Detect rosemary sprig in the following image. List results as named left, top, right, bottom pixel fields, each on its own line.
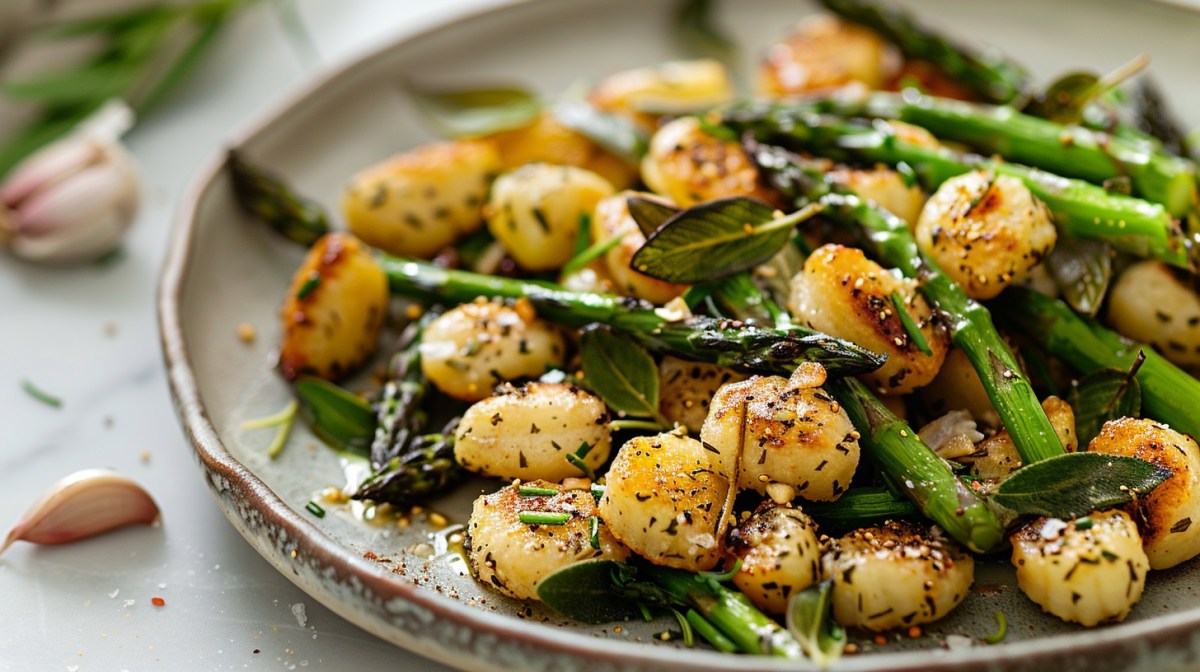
left=0, top=0, right=261, bottom=176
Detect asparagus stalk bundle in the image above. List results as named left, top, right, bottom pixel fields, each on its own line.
left=379, top=256, right=885, bottom=377
left=720, top=104, right=1192, bottom=270
left=809, top=90, right=1199, bottom=217
left=748, top=143, right=1065, bottom=465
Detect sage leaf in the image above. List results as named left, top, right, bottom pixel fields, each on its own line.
left=1044, top=236, right=1112, bottom=316
left=991, top=452, right=1170, bottom=520
left=536, top=559, right=643, bottom=624
left=630, top=197, right=823, bottom=284
left=554, top=101, right=648, bottom=162
left=785, top=580, right=845, bottom=669
left=294, top=378, right=375, bottom=456
left=626, top=196, right=678, bottom=236
left=1069, top=360, right=1143, bottom=447
left=407, top=84, right=540, bottom=138
left=1026, top=71, right=1100, bottom=124
left=579, top=327, right=662, bottom=421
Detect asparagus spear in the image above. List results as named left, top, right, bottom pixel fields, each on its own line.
left=802, top=487, right=918, bottom=534
left=748, top=143, right=1066, bottom=464
left=815, top=0, right=1030, bottom=104
left=1133, top=78, right=1196, bottom=160
left=379, top=256, right=885, bottom=376
left=720, top=105, right=1192, bottom=269
left=227, top=150, right=330, bottom=246
left=823, top=90, right=1198, bottom=216
left=995, top=288, right=1200, bottom=442
left=353, top=428, right=464, bottom=505
left=710, top=272, right=1005, bottom=552
left=370, top=312, right=436, bottom=468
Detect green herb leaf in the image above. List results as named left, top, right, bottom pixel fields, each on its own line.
left=1069, top=359, right=1143, bottom=447
left=984, top=610, right=1008, bottom=645
left=991, top=452, right=1170, bottom=520
left=785, top=580, right=845, bottom=669
left=675, top=0, right=736, bottom=62
left=305, top=500, right=326, bottom=518
left=554, top=100, right=648, bottom=161
left=407, top=84, right=540, bottom=138
left=579, top=327, right=662, bottom=420
left=626, top=196, right=678, bottom=236
left=294, top=378, right=376, bottom=456
left=536, top=559, right=643, bottom=624
left=1044, top=237, right=1112, bottom=317
left=890, top=291, right=933, bottom=356
left=631, top=197, right=823, bottom=284
left=562, top=230, right=627, bottom=277
left=21, top=379, right=63, bottom=408
left=1028, top=55, right=1148, bottom=124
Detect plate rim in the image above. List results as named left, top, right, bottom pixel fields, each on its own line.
left=157, top=0, right=1200, bottom=669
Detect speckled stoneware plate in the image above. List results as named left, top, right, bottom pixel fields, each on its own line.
left=159, top=0, right=1200, bottom=669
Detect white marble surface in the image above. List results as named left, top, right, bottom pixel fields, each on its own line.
left=0, top=2, right=500, bottom=670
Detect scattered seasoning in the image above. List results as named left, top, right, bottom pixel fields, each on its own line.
left=1075, top=517, right=1094, bottom=531
left=517, top=485, right=559, bottom=497
left=984, top=610, right=1008, bottom=644
left=237, top=322, right=257, bottom=343
left=590, top=483, right=606, bottom=500
left=151, top=596, right=166, bottom=607
left=518, top=511, right=570, bottom=525
left=873, top=634, right=888, bottom=646
left=296, top=271, right=320, bottom=300
left=907, top=625, right=922, bottom=639
left=305, top=501, right=326, bottom=518
left=21, top=379, right=62, bottom=408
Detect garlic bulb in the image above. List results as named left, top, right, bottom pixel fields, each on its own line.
left=0, top=100, right=140, bottom=263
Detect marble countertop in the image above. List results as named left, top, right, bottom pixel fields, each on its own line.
left=0, top=2, right=499, bottom=669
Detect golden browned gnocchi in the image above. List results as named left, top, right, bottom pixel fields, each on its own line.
left=640, top=116, right=781, bottom=208
left=341, top=139, right=500, bottom=258
left=454, top=382, right=611, bottom=482
left=278, top=232, right=388, bottom=381
left=485, top=163, right=615, bottom=271
left=488, top=113, right=638, bottom=189
left=915, top=171, right=1057, bottom=300
left=1011, top=511, right=1148, bottom=626
left=591, top=192, right=688, bottom=304
left=969, top=396, right=1077, bottom=481
left=826, top=165, right=927, bottom=226
left=419, top=298, right=566, bottom=401
left=700, top=363, right=860, bottom=502
left=465, top=481, right=629, bottom=601
left=588, top=59, right=733, bottom=131
left=598, top=432, right=733, bottom=572
left=788, top=243, right=949, bottom=395
left=728, top=505, right=822, bottom=615
left=1107, top=260, right=1200, bottom=370
left=823, top=520, right=974, bottom=632
left=1088, top=417, right=1200, bottom=569
left=758, top=16, right=892, bottom=96
left=658, top=356, right=746, bottom=433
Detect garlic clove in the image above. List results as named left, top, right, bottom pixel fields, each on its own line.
left=1, top=469, right=160, bottom=556
left=0, top=137, right=101, bottom=208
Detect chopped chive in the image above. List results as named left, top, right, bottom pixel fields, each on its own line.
left=566, top=441, right=596, bottom=479
left=518, top=511, right=571, bottom=525
left=984, top=610, right=1007, bottom=644
left=890, top=291, right=933, bottom=356
left=588, top=515, right=601, bottom=550
left=241, top=399, right=299, bottom=459
left=296, top=271, right=320, bottom=299
left=572, top=212, right=593, bottom=257
left=590, top=484, right=606, bottom=501
left=1075, top=517, right=1094, bottom=531
left=518, top=485, right=560, bottom=497
left=305, top=501, right=326, bottom=518
left=562, top=230, right=628, bottom=277
left=698, top=557, right=742, bottom=584
left=21, top=379, right=62, bottom=408
left=671, top=608, right=696, bottom=648
left=686, top=609, right=738, bottom=653
left=608, top=418, right=668, bottom=433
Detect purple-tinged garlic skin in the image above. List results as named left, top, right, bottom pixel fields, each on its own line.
left=0, top=101, right=140, bottom=263
left=1, top=469, right=160, bottom=555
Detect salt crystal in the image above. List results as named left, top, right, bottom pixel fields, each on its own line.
left=123, top=599, right=135, bottom=607
left=291, top=602, right=308, bottom=628
left=158, top=582, right=167, bottom=589
left=108, top=589, right=120, bottom=598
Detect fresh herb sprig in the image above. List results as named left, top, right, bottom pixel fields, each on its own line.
left=0, top=0, right=262, bottom=176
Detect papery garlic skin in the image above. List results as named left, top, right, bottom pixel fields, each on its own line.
left=0, top=101, right=140, bottom=263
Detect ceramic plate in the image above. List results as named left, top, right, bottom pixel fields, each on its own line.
left=159, top=0, right=1200, bottom=669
